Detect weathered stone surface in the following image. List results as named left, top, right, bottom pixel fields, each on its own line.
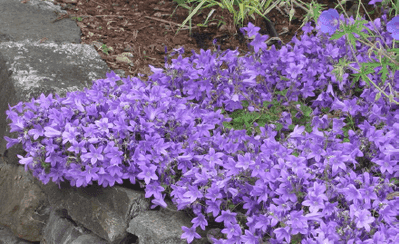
left=41, top=208, right=109, bottom=244
left=0, top=51, right=15, bottom=156
left=0, top=225, right=37, bottom=244
left=31, top=175, right=152, bottom=244
left=128, top=199, right=208, bottom=244
left=0, top=163, right=49, bottom=242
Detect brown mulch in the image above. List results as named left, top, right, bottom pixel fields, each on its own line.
left=48, top=0, right=389, bottom=81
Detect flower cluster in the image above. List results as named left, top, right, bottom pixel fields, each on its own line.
left=5, top=10, right=399, bottom=244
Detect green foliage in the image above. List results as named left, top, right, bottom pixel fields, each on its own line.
left=209, top=93, right=317, bottom=143
left=173, top=0, right=296, bottom=35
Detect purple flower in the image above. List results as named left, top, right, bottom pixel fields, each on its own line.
left=145, top=181, right=164, bottom=199
left=235, top=152, right=255, bottom=170
left=251, top=179, right=271, bottom=204
left=150, top=194, right=167, bottom=209
left=17, top=154, right=34, bottom=172
left=191, top=213, right=208, bottom=230
left=83, top=124, right=97, bottom=138
left=204, top=148, right=224, bottom=168
left=97, top=168, right=122, bottom=187
left=44, top=126, right=62, bottom=138
left=302, top=22, right=314, bottom=34
left=285, top=62, right=304, bottom=79
left=181, top=226, right=201, bottom=243
left=62, top=123, right=77, bottom=144
left=9, top=117, right=25, bottom=133
left=318, top=9, right=340, bottom=35
left=241, top=22, right=260, bottom=38
left=240, top=229, right=259, bottom=244
left=83, top=165, right=99, bottom=184
left=205, top=185, right=223, bottom=202
left=205, top=199, right=222, bottom=217
left=95, top=117, right=113, bottom=134
left=221, top=222, right=241, bottom=239
left=302, top=194, right=326, bottom=213
left=368, top=0, right=383, bottom=4
left=171, top=55, right=190, bottom=70
left=340, top=184, right=362, bottom=203
left=68, top=140, right=87, bottom=154
left=250, top=34, right=268, bottom=53
left=324, top=152, right=348, bottom=176
left=372, top=154, right=396, bottom=174
left=183, top=185, right=203, bottom=204
left=28, top=124, right=44, bottom=140
left=274, top=226, right=291, bottom=243
left=137, top=164, right=158, bottom=184
left=107, top=165, right=123, bottom=178
left=193, top=122, right=215, bottom=138
left=80, top=144, right=104, bottom=165
left=105, top=144, right=123, bottom=166
left=45, top=152, right=63, bottom=167
left=48, top=167, right=65, bottom=186
left=215, top=210, right=237, bottom=225
left=353, top=208, right=375, bottom=232
left=387, top=16, right=399, bottom=40
left=5, top=136, right=21, bottom=149
left=254, top=214, right=270, bottom=233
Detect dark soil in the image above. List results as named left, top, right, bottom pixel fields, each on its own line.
left=50, top=0, right=394, bottom=80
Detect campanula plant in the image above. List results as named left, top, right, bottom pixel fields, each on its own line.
left=4, top=3, right=399, bottom=244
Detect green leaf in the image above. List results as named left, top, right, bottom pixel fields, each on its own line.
left=274, top=123, right=283, bottom=132
left=300, top=104, right=313, bottom=117
left=330, top=31, right=346, bottom=41
left=390, top=177, right=399, bottom=186
left=203, top=8, right=216, bottom=25
left=275, top=88, right=288, bottom=97
left=172, top=0, right=187, bottom=4
left=279, top=75, right=290, bottom=81
left=175, top=0, right=208, bottom=35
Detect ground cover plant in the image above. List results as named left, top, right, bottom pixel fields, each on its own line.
left=4, top=0, right=400, bottom=243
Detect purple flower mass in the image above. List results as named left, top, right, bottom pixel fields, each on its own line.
left=4, top=12, right=399, bottom=244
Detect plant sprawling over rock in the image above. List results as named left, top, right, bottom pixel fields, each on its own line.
left=5, top=10, right=399, bottom=244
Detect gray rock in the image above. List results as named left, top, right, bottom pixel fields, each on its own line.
left=0, top=225, right=37, bottom=244
left=128, top=199, right=207, bottom=244
left=0, top=164, right=49, bottom=241
left=0, top=0, right=78, bottom=44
